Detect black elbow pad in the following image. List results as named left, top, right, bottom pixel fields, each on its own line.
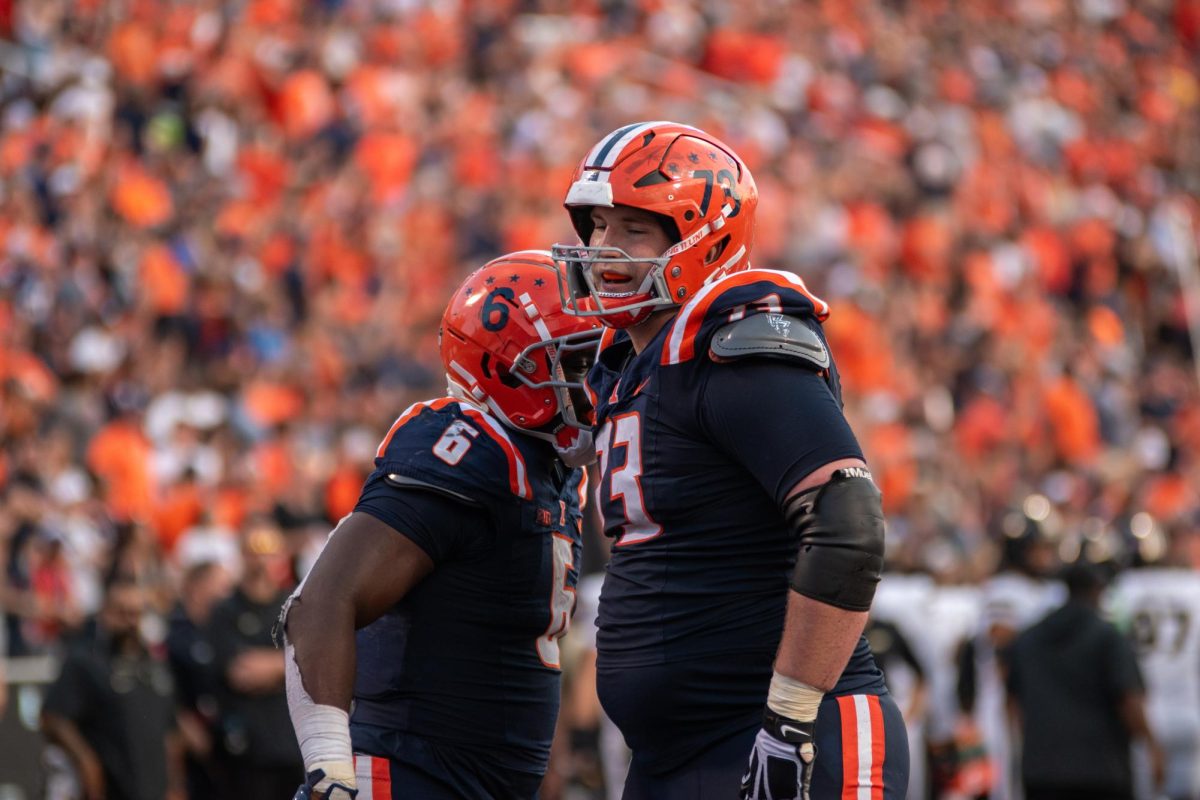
left=786, top=467, right=885, bottom=612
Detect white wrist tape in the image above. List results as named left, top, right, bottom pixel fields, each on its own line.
left=285, top=643, right=355, bottom=780
left=767, top=671, right=824, bottom=723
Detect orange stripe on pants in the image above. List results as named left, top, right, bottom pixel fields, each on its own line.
left=837, top=695, right=859, bottom=800
left=837, top=694, right=887, bottom=799
left=371, top=755, right=391, bottom=798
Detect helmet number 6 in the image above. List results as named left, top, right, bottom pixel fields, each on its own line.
left=482, top=287, right=514, bottom=331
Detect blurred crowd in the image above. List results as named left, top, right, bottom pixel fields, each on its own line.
left=1, top=0, right=1199, bottom=796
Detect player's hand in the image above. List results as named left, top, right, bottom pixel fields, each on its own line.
left=739, top=710, right=816, bottom=800
left=293, top=766, right=358, bottom=800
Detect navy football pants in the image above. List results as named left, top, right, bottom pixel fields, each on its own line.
left=350, top=751, right=546, bottom=799
left=349, top=726, right=545, bottom=799
left=620, top=691, right=909, bottom=800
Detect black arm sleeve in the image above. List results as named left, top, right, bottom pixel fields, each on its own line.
left=354, top=473, right=492, bottom=564
left=699, top=358, right=864, bottom=507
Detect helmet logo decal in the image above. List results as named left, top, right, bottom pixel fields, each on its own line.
left=482, top=287, right=515, bottom=331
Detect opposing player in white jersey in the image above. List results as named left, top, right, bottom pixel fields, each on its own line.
left=1109, top=547, right=1200, bottom=800
left=871, top=570, right=936, bottom=799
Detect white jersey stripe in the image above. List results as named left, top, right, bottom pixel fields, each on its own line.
left=666, top=277, right=724, bottom=364
left=462, top=404, right=532, bottom=498
left=667, top=271, right=816, bottom=367
left=749, top=268, right=831, bottom=316
left=854, top=694, right=875, bottom=799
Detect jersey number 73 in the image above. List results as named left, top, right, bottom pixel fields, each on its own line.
left=595, top=412, right=662, bottom=546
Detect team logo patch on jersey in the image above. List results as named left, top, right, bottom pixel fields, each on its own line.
left=537, top=508, right=553, bottom=526
left=767, top=314, right=791, bottom=336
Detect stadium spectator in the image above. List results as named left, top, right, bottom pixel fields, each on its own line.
left=207, top=520, right=301, bottom=797
left=166, top=559, right=232, bottom=799
left=40, top=576, right=184, bottom=800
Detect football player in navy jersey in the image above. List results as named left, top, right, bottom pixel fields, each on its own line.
left=552, top=122, right=909, bottom=800
left=280, top=251, right=603, bottom=800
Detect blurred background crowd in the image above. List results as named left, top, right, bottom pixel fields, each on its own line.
left=1, top=0, right=1199, bottom=798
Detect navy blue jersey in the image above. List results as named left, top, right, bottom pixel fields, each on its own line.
left=348, top=397, right=585, bottom=794
left=587, top=269, right=887, bottom=774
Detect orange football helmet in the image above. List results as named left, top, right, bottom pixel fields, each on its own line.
left=552, top=121, right=759, bottom=328
left=440, top=251, right=603, bottom=445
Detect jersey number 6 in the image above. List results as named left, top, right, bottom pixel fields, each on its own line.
left=432, top=420, right=480, bottom=465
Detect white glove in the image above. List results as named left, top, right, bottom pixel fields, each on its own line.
left=739, top=712, right=816, bottom=800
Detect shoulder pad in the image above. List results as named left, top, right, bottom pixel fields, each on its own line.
left=661, top=268, right=830, bottom=366
left=374, top=398, right=533, bottom=501
left=710, top=313, right=830, bottom=370
left=382, top=473, right=483, bottom=507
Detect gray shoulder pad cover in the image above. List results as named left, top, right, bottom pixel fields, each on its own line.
left=709, top=313, right=831, bottom=370
left=384, top=473, right=483, bottom=507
